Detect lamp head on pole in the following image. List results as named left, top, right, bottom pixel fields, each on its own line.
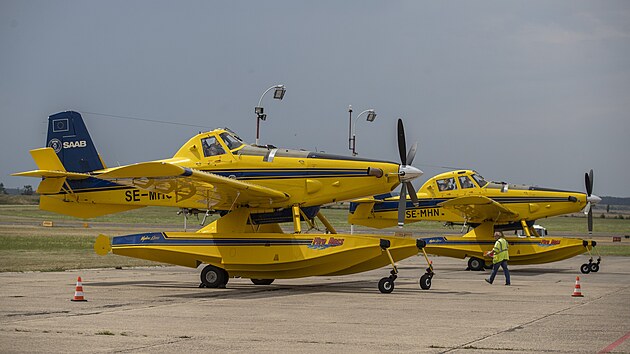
left=366, top=109, right=377, bottom=122
left=273, top=85, right=286, bottom=100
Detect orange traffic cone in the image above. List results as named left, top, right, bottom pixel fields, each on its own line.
left=71, top=276, right=88, bottom=302
left=571, top=276, right=584, bottom=297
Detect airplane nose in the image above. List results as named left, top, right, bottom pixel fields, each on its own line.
left=399, top=165, right=423, bottom=182
left=587, top=194, right=601, bottom=204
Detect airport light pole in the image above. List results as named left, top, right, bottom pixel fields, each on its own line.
left=348, top=105, right=377, bottom=156
left=255, top=84, right=286, bottom=146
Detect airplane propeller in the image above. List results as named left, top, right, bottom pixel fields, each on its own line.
left=583, top=169, right=601, bottom=234
left=396, top=119, right=423, bottom=228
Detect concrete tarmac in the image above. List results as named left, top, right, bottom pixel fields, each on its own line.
left=1, top=255, right=629, bottom=353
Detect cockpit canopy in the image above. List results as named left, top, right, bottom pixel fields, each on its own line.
left=201, top=131, right=244, bottom=157
left=432, top=171, right=488, bottom=191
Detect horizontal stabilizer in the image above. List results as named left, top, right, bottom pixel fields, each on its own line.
left=12, top=170, right=89, bottom=179
left=11, top=148, right=90, bottom=184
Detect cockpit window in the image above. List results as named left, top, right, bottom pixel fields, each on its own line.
left=201, top=136, right=226, bottom=157
left=472, top=173, right=488, bottom=188
left=458, top=176, right=475, bottom=189
left=437, top=177, right=457, bottom=191
left=219, top=132, right=243, bottom=150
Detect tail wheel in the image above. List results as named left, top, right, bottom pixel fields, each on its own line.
left=251, top=279, right=275, bottom=285
left=378, top=277, right=395, bottom=294
left=419, top=274, right=432, bottom=290
left=468, top=257, right=484, bottom=271
left=580, top=263, right=591, bottom=274
left=201, top=265, right=229, bottom=288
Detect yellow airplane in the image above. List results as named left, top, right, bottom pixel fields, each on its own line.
left=15, top=111, right=433, bottom=293
left=349, top=169, right=603, bottom=273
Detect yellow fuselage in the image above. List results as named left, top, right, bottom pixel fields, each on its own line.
left=349, top=170, right=588, bottom=229
left=40, top=129, right=402, bottom=218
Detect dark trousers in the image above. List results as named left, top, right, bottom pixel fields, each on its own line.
left=489, top=260, right=510, bottom=285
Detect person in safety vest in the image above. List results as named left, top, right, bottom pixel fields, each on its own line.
left=484, top=231, right=511, bottom=285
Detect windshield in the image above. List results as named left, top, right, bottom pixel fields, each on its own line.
left=201, top=136, right=226, bottom=157
left=220, top=132, right=243, bottom=150
left=472, top=173, right=488, bottom=188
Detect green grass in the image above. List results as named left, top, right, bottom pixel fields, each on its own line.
left=595, top=245, right=630, bottom=256
left=0, top=205, right=629, bottom=272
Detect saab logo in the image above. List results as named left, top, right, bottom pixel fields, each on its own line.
left=63, top=140, right=87, bottom=149
left=308, top=236, right=345, bottom=250
left=48, top=138, right=62, bottom=153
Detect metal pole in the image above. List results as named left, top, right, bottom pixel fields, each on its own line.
left=256, top=116, right=260, bottom=146
left=348, top=105, right=353, bottom=151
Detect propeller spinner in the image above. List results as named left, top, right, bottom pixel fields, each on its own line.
left=396, top=119, right=423, bottom=227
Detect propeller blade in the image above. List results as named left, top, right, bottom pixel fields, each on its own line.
left=585, top=170, right=593, bottom=196
left=588, top=208, right=593, bottom=234
left=406, top=182, right=419, bottom=206
left=406, top=142, right=418, bottom=166
left=397, top=183, right=407, bottom=228
left=583, top=202, right=591, bottom=215
left=397, top=119, right=407, bottom=165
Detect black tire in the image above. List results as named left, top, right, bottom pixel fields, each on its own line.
left=251, top=278, right=275, bottom=285
left=200, top=265, right=228, bottom=288
left=378, top=277, right=395, bottom=294
left=590, top=263, right=600, bottom=273
left=468, top=257, right=484, bottom=271
left=419, top=274, right=432, bottom=290
left=580, top=263, right=591, bottom=274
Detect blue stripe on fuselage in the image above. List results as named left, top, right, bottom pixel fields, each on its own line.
left=112, top=232, right=314, bottom=246
left=353, top=195, right=577, bottom=214
left=60, top=168, right=375, bottom=194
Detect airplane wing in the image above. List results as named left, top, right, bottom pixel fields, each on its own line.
left=438, top=195, right=519, bottom=223
left=97, top=162, right=290, bottom=209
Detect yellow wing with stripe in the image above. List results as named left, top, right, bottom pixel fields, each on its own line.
left=438, top=195, right=519, bottom=223
left=97, top=162, right=290, bottom=209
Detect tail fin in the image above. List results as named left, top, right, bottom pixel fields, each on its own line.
left=46, top=111, right=105, bottom=172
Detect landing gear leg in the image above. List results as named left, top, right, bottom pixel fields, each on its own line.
left=378, top=239, right=398, bottom=294
left=581, top=240, right=601, bottom=274
left=417, top=239, right=434, bottom=290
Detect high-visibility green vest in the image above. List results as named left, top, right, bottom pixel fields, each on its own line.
left=492, top=237, right=509, bottom=264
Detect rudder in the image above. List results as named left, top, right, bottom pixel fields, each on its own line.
left=46, top=111, right=105, bottom=172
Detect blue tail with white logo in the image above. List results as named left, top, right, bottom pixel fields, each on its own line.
left=46, top=111, right=105, bottom=172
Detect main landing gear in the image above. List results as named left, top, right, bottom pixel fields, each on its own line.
left=377, top=239, right=434, bottom=294
left=199, top=264, right=229, bottom=288
left=467, top=257, right=492, bottom=271
left=580, top=240, right=601, bottom=274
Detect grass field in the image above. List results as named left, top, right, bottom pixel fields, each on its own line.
left=0, top=205, right=629, bottom=272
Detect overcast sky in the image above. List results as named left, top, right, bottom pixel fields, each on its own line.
left=1, top=1, right=629, bottom=197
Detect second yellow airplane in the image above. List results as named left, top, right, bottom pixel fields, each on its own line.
left=349, top=169, right=602, bottom=273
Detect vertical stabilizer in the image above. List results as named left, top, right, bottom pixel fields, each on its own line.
left=46, top=111, right=104, bottom=172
